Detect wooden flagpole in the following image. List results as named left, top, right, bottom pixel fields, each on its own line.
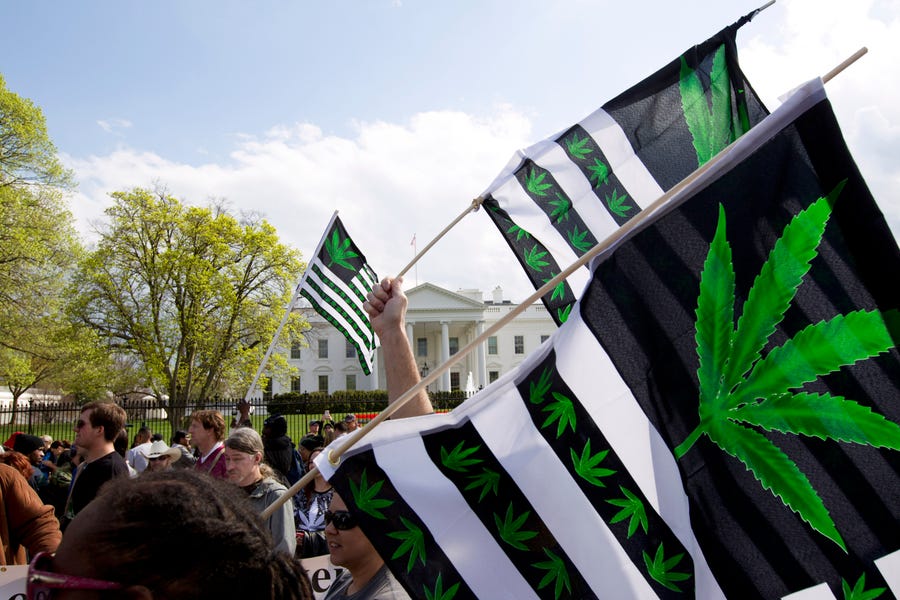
left=262, top=49, right=867, bottom=521
left=395, top=197, right=483, bottom=279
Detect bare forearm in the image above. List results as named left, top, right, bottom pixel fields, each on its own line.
left=380, top=328, right=432, bottom=419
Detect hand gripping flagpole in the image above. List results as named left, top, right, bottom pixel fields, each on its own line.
left=261, top=49, right=867, bottom=521
left=243, top=211, right=340, bottom=402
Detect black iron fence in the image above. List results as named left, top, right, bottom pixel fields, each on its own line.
left=1, top=391, right=470, bottom=446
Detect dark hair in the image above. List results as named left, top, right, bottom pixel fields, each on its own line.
left=75, top=470, right=313, bottom=599
left=172, top=430, right=189, bottom=445
left=151, top=433, right=163, bottom=442
left=82, top=402, right=127, bottom=442
left=190, top=410, right=226, bottom=441
left=50, top=441, right=64, bottom=450
left=263, top=414, right=288, bottom=437
left=114, top=429, right=129, bottom=458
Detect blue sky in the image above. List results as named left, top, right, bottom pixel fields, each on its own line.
left=2, top=0, right=898, bottom=301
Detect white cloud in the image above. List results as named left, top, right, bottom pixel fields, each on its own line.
left=96, top=118, right=133, bottom=135
left=65, top=105, right=539, bottom=300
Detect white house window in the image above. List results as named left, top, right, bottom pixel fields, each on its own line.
left=318, top=339, right=328, bottom=359
left=514, top=335, right=524, bottom=355
left=487, top=336, right=498, bottom=355
left=318, top=375, right=329, bottom=393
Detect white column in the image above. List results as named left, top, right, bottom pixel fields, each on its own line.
left=406, top=322, right=414, bottom=349
left=476, top=320, right=486, bottom=390
left=371, top=349, right=380, bottom=390
left=440, top=321, right=450, bottom=392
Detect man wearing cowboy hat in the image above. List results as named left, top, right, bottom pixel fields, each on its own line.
left=143, top=440, right=182, bottom=473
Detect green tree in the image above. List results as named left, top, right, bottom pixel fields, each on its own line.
left=68, top=187, right=307, bottom=430
left=0, top=73, right=90, bottom=419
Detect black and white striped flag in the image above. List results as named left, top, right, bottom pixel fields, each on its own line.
left=481, top=11, right=769, bottom=326
left=317, top=80, right=900, bottom=599
left=299, top=214, right=378, bottom=375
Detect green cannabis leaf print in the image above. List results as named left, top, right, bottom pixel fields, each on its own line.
left=675, top=182, right=900, bottom=551
left=507, top=223, right=531, bottom=241
left=526, top=169, right=553, bottom=196
left=567, top=226, right=592, bottom=253
left=570, top=439, right=616, bottom=487
left=606, top=486, right=649, bottom=539
left=440, top=441, right=482, bottom=472
left=541, top=273, right=566, bottom=303
left=387, top=515, right=427, bottom=572
left=549, top=193, right=571, bottom=223
left=565, top=132, right=593, bottom=160
left=541, top=392, right=577, bottom=438
left=465, top=467, right=501, bottom=502
left=587, top=158, right=610, bottom=187
left=605, top=189, right=633, bottom=218
left=524, top=245, right=550, bottom=272
left=842, top=573, right=886, bottom=600
left=643, top=543, right=691, bottom=592
left=532, top=548, right=573, bottom=600
left=679, top=44, right=743, bottom=166
left=529, top=366, right=553, bottom=404
left=494, top=503, right=538, bottom=551
left=424, top=573, right=461, bottom=600
left=348, top=469, right=393, bottom=520
left=324, top=227, right=360, bottom=271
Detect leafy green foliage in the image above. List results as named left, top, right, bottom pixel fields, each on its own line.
left=523, top=245, right=550, bottom=272
left=676, top=184, right=900, bottom=550
left=465, top=468, right=501, bottom=501
left=587, top=158, right=610, bottom=187
left=570, top=439, right=615, bottom=487
left=532, top=548, right=572, bottom=600
left=324, top=227, right=360, bottom=271
left=525, top=169, right=553, bottom=196
left=440, top=440, right=483, bottom=472
left=842, top=573, right=886, bottom=600
left=423, top=573, right=460, bottom=600
left=529, top=367, right=553, bottom=405
left=679, top=45, right=738, bottom=166
left=549, top=193, right=571, bottom=223
left=387, top=516, right=427, bottom=572
left=494, top=503, right=538, bottom=551
left=541, top=391, right=577, bottom=438
left=643, top=543, right=692, bottom=592
left=565, top=133, right=593, bottom=160
left=605, top=189, right=632, bottom=218
left=567, top=226, right=592, bottom=253
left=68, top=187, right=305, bottom=426
left=348, top=469, right=393, bottom=519
left=606, top=486, right=648, bottom=538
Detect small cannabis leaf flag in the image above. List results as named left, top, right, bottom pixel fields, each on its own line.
left=675, top=182, right=900, bottom=550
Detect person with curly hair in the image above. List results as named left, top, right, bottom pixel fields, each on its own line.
left=28, top=470, right=313, bottom=599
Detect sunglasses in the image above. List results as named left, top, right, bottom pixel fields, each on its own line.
left=324, top=510, right=358, bottom=530
left=148, top=455, right=169, bottom=461
left=27, top=551, right=124, bottom=599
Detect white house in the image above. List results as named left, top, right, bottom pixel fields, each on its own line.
left=272, top=282, right=556, bottom=395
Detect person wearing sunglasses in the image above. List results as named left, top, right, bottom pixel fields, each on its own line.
left=63, top=402, right=129, bottom=530
left=26, top=470, right=313, bottom=600
left=142, top=440, right=182, bottom=473
left=321, top=492, right=410, bottom=600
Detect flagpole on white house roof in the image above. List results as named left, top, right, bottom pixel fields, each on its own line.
left=243, top=211, right=340, bottom=403
left=261, top=50, right=866, bottom=521
left=395, top=197, right=483, bottom=279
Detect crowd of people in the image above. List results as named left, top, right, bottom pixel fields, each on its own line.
left=0, top=276, right=427, bottom=599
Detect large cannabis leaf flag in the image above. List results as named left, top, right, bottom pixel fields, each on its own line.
left=317, top=80, right=900, bottom=599
left=480, top=9, right=769, bottom=326
left=298, top=213, right=378, bottom=374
